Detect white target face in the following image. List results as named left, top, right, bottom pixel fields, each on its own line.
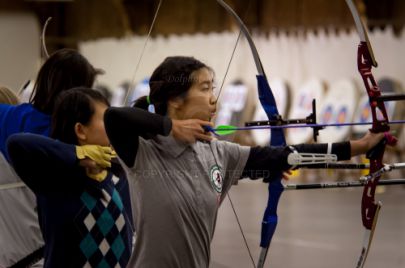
left=352, top=94, right=372, bottom=135
left=215, top=83, right=248, bottom=126
left=287, top=79, right=324, bottom=144
left=317, top=79, right=359, bottom=143
left=17, top=80, right=35, bottom=104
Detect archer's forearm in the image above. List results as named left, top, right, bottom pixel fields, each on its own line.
left=104, top=107, right=171, bottom=167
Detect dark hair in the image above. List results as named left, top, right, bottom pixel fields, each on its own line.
left=134, top=56, right=211, bottom=115
left=31, top=48, right=103, bottom=114
left=51, top=87, right=110, bottom=145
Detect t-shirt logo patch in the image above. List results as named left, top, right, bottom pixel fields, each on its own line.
left=210, top=165, right=223, bottom=193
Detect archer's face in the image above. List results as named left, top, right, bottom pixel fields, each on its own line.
left=77, top=101, right=110, bottom=147
left=176, top=67, right=217, bottom=121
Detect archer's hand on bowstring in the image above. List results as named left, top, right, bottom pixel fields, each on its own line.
left=171, top=119, right=213, bottom=143
left=76, top=145, right=117, bottom=182
left=350, top=131, right=397, bottom=156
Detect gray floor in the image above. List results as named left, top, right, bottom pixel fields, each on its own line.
left=211, top=180, right=405, bottom=268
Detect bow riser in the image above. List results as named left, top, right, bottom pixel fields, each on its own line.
left=362, top=155, right=384, bottom=229
left=357, top=41, right=390, bottom=230
left=257, top=75, right=285, bottom=267
left=357, top=42, right=390, bottom=133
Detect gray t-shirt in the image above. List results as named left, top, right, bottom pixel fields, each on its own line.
left=123, top=135, right=250, bottom=268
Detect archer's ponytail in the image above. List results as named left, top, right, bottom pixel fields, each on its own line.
left=133, top=96, right=149, bottom=110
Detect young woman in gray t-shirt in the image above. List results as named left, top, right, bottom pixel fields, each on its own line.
left=104, top=56, right=386, bottom=268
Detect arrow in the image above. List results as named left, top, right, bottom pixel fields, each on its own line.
left=206, top=120, right=405, bottom=136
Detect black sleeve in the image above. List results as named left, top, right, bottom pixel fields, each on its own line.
left=242, top=141, right=351, bottom=181
left=291, top=142, right=351, bottom=161
left=104, top=107, right=172, bottom=168
left=7, top=133, right=79, bottom=194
